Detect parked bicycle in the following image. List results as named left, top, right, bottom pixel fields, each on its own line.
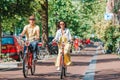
left=116, top=47, right=120, bottom=55
left=37, top=42, right=50, bottom=60
left=116, top=40, right=120, bottom=55
left=48, top=41, right=58, bottom=55
left=22, top=40, right=36, bottom=78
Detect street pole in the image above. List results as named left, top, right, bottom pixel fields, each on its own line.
left=0, top=19, right=2, bottom=60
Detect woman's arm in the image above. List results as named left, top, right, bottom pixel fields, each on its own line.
left=67, top=29, right=72, bottom=41
left=53, top=30, right=60, bottom=41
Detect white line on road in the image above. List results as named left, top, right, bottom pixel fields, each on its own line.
left=82, top=49, right=98, bottom=80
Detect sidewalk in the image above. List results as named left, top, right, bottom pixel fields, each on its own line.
left=95, top=53, right=120, bottom=80
left=0, top=54, right=57, bottom=69
left=0, top=62, right=22, bottom=68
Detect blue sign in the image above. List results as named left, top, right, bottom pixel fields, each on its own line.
left=104, top=13, right=113, bottom=20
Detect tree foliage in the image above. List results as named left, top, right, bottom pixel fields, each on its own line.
left=1, top=0, right=118, bottom=53
left=1, top=0, right=48, bottom=46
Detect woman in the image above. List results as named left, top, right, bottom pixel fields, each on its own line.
left=53, top=20, right=72, bottom=70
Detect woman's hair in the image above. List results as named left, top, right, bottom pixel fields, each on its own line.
left=57, top=20, right=67, bottom=30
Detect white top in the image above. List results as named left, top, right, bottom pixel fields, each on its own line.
left=54, top=28, right=72, bottom=41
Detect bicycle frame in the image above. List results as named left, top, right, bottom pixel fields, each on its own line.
left=37, top=43, right=50, bottom=60
left=60, top=42, right=66, bottom=79
left=23, top=41, right=36, bottom=78
left=60, top=42, right=65, bottom=66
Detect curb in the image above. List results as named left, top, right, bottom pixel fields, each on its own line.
left=0, top=55, right=57, bottom=69
left=0, top=62, right=22, bottom=68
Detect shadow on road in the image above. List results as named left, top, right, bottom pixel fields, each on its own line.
left=71, top=61, right=90, bottom=66
left=0, top=72, right=83, bottom=80
left=37, top=61, right=54, bottom=66
left=97, top=58, right=120, bottom=63
left=0, top=68, right=22, bottom=72
left=71, top=54, right=94, bottom=56
left=86, top=44, right=98, bottom=48
left=95, top=69, right=120, bottom=80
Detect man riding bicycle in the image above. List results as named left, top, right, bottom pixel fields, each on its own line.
left=20, top=15, right=40, bottom=60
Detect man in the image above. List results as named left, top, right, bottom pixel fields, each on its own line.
left=20, top=15, right=40, bottom=60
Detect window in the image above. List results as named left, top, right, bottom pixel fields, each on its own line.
left=2, top=37, right=14, bottom=45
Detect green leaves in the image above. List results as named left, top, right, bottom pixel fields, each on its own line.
left=113, top=1, right=120, bottom=13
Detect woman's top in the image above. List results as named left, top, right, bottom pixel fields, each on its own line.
left=54, top=28, right=72, bottom=42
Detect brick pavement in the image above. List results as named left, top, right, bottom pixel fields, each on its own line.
left=95, top=53, right=120, bottom=80
left=1, top=43, right=120, bottom=80
left=0, top=52, right=93, bottom=80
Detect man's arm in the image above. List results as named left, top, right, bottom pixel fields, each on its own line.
left=20, top=25, right=27, bottom=37
left=36, top=26, right=40, bottom=40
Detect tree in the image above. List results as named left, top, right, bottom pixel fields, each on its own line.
left=0, top=0, right=35, bottom=54
left=48, top=0, right=82, bottom=37
left=31, top=0, right=48, bottom=46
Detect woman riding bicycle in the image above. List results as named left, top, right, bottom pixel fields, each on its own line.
left=20, top=15, right=40, bottom=60
left=53, top=20, right=72, bottom=71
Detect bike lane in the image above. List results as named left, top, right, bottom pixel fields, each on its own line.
left=30, top=53, right=94, bottom=80
left=0, top=51, right=94, bottom=80
left=94, top=53, right=120, bottom=80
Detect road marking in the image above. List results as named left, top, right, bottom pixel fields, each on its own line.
left=83, top=50, right=98, bottom=80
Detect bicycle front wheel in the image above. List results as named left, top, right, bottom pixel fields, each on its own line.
left=60, top=66, right=66, bottom=79
left=23, top=54, right=28, bottom=78
left=60, top=56, right=66, bottom=79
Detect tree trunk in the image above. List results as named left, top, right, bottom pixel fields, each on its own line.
left=40, top=0, right=48, bottom=47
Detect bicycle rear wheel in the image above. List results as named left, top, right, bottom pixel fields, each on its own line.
left=63, top=67, right=66, bottom=77
left=60, top=55, right=66, bottom=79
left=31, top=59, right=36, bottom=75
left=23, top=53, right=28, bottom=78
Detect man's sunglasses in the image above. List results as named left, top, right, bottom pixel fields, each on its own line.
left=29, top=19, right=35, bottom=20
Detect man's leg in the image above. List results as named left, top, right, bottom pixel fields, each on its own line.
left=30, top=41, right=38, bottom=60
left=24, top=46, right=27, bottom=57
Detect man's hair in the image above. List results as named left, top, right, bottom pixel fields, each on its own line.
left=29, top=15, right=35, bottom=20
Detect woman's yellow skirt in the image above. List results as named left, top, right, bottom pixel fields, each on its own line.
left=55, top=42, right=72, bottom=67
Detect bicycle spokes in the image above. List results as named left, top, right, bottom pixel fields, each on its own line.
left=23, top=55, right=29, bottom=78
left=23, top=48, right=36, bottom=78
left=28, top=53, right=33, bottom=67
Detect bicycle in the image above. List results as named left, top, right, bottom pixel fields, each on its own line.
left=116, top=41, right=120, bottom=55
left=22, top=40, right=36, bottom=78
left=116, top=47, right=120, bottom=55
left=60, top=42, right=66, bottom=79
left=54, top=40, right=71, bottom=79
left=48, top=41, right=58, bottom=55
left=37, top=42, right=50, bottom=60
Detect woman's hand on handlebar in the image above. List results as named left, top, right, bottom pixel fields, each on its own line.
left=52, top=39, right=59, bottom=43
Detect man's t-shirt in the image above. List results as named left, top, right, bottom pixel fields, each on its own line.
left=23, top=24, right=39, bottom=42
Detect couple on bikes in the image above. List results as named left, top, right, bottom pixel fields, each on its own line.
left=20, top=15, right=72, bottom=71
